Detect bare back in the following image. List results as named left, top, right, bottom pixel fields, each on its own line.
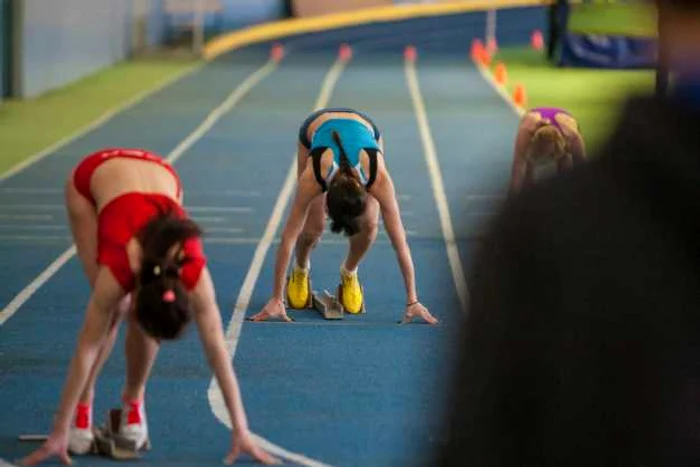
left=90, top=159, right=180, bottom=212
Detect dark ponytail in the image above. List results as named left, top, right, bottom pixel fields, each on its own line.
left=326, top=131, right=367, bottom=237
left=135, top=205, right=203, bottom=340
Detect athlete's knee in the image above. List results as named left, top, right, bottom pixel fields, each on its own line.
left=299, top=227, right=323, bottom=246
left=361, top=218, right=379, bottom=239
left=111, top=295, right=132, bottom=328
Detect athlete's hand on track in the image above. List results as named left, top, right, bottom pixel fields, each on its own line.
left=20, top=431, right=72, bottom=466
left=225, top=430, right=281, bottom=465
left=401, top=302, right=439, bottom=324
left=248, top=298, right=292, bottom=322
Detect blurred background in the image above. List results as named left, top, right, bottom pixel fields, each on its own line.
left=0, top=0, right=656, bottom=171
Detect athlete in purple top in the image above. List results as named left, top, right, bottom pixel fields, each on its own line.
left=509, top=107, right=587, bottom=194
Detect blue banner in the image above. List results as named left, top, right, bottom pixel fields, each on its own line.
left=559, top=32, right=657, bottom=69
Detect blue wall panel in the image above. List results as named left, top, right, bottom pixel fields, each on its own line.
left=20, top=0, right=131, bottom=98
left=147, top=0, right=166, bottom=48
left=219, top=0, right=284, bottom=29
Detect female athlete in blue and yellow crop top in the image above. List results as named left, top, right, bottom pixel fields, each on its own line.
left=250, top=108, right=437, bottom=325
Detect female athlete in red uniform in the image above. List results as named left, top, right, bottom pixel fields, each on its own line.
left=21, top=148, right=279, bottom=466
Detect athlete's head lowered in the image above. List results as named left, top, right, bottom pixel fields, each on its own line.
left=326, top=131, right=368, bottom=237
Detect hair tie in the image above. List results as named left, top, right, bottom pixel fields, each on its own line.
left=162, top=290, right=176, bottom=303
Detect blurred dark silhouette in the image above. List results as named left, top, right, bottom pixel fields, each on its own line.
left=436, top=2, right=700, bottom=466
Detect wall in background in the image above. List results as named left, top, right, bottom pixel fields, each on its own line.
left=18, top=0, right=131, bottom=98
left=0, top=0, right=7, bottom=101
left=219, top=0, right=284, bottom=28
left=292, top=0, right=390, bottom=18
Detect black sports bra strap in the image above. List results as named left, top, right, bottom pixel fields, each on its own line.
left=310, top=147, right=328, bottom=192
left=365, top=148, right=379, bottom=189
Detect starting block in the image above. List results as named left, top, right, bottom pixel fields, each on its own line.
left=94, top=408, right=151, bottom=459
left=19, top=408, right=150, bottom=460
left=312, top=290, right=344, bottom=320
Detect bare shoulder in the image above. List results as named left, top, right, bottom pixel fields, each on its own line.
left=554, top=113, right=581, bottom=139
left=297, top=162, right=324, bottom=200
left=520, top=111, right=542, bottom=132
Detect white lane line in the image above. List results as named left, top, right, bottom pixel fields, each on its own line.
left=0, top=63, right=203, bottom=183
left=0, top=214, right=53, bottom=221
left=0, top=225, right=66, bottom=230
left=202, top=227, right=244, bottom=234
left=207, top=55, right=349, bottom=467
left=186, top=206, right=252, bottom=213
left=0, top=59, right=278, bottom=327
left=185, top=189, right=263, bottom=197
left=191, top=216, right=226, bottom=223
left=0, top=188, right=62, bottom=194
left=0, top=246, right=76, bottom=326
left=405, top=56, right=469, bottom=314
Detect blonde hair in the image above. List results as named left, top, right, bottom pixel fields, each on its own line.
left=527, top=125, right=567, bottom=164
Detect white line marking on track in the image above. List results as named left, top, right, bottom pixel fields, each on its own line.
left=0, top=214, right=53, bottom=221
left=405, top=57, right=469, bottom=314
left=0, top=246, right=76, bottom=326
left=202, top=227, right=244, bottom=234
left=0, top=59, right=277, bottom=327
left=207, top=55, right=349, bottom=467
left=0, top=188, right=63, bottom=194
left=185, top=189, right=263, bottom=197
left=186, top=206, right=252, bottom=213
left=191, top=216, right=226, bottom=223
left=0, top=225, right=65, bottom=230
left=0, top=64, right=203, bottom=183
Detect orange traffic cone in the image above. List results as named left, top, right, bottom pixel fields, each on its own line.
left=339, top=43, right=353, bottom=61
left=531, top=30, right=544, bottom=51
left=486, top=37, right=498, bottom=55
left=404, top=45, right=418, bottom=62
left=494, top=62, right=507, bottom=85
left=470, top=39, right=485, bottom=61
left=480, top=48, right=492, bottom=66
left=270, top=43, right=284, bottom=62
left=513, top=84, right=527, bottom=108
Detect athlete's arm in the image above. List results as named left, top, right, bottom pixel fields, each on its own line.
left=270, top=170, right=319, bottom=301
left=297, top=142, right=310, bottom=177
left=510, top=112, right=540, bottom=195
left=556, top=113, right=587, bottom=165
left=189, top=268, right=279, bottom=465
left=21, top=269, right=124, bottom=466
left=370, top=166, right=438, bottom=324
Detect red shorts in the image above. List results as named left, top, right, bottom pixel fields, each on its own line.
left=73, top=148, right=182, bottom=205
left=97, top=193, right=206, bottom=292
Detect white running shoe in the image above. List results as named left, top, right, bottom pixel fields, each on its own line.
left=119, top=400, right=149, bottom=450
left=68, top=404, right=94, bottom=455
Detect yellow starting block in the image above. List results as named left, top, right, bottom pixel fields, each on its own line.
left=312, top=290, right=344, bottom=320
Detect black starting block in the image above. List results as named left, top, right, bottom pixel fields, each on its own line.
left=312, top=289, right=344, bottom=320
left=94, top=408, right=151, bottom=459
left=19, top=408, right=150, bottom=460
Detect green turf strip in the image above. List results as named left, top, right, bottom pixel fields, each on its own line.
left=568, top=3, right=657, bottom=37
left=493, top=48, right=654, bottom=151
left=0, top=58, right=198, bottom=176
